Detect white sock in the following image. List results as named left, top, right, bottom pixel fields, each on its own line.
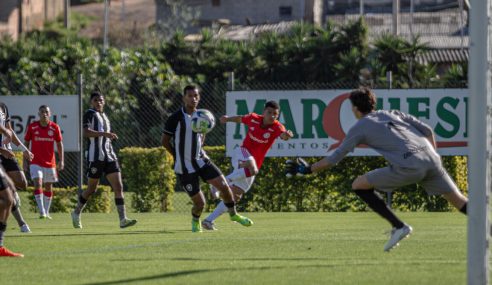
left=206, top=201, right=228, bottom=222
left=34, top=193, right=46, bottom=216
left=43, top=194, right=53, bottom=216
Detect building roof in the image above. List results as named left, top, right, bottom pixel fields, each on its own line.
left=416, top=48, right=468, bottom=65
left=187, top=10, right=469, bottom=64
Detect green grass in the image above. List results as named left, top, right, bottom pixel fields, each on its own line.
left=0, top=211, right=467, bottom=285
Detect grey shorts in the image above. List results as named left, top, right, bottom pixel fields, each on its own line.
left=365, top=164, right=459, bottom=195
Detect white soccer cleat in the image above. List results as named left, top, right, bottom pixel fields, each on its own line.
left=120, top=218, right=137, bottom=229
left=384, top=224, right=413, bottom=252
left=20, top=224, right=31, bottom=233
left=71, top=211, right=82, bottom=229
left=201, top=219, right=218, bottom=231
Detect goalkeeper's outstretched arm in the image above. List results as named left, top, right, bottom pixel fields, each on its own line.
left=310, top=157, right=333, bottom=173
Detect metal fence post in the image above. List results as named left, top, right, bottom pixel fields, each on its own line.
left=77, top=73, right=84, bottom=193
left=386, top=70, right=393, bottom=208
left=228, top=72, right=235, bottom=91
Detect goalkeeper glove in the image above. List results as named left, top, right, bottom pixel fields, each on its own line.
left=285, top=157, right=312, bottom=177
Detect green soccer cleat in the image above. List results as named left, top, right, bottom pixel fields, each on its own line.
left=120, top=218, right=137, bottom=229
left=192, top=219, right=202, bottom=233
left=71, top=211, right=82, bottom=229
left=230, top=214, right=253, bottom=227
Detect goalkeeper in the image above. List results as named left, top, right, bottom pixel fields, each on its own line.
left=286, top=87, right=468, bottom=252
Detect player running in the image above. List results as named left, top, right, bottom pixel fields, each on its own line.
left=202, top=100, right=293, bottom=230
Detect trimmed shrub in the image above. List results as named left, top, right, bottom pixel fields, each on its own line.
left=119, top=147, right=175, bottom=212
left=28, top=185, right=112, bottom=213
left=203, top=146, right=468, bottom=212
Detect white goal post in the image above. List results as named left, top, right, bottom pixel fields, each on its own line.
left=468, top=0, right=491, bottom=284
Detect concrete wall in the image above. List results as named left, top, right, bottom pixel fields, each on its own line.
left=155, top=0, right=322, bottom=30
left=0, top=0, right=64, bottom=40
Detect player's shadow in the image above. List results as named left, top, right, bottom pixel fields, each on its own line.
left=83, top=264, right=334, bottom=285
left=9, top=230, right=175, bottom=238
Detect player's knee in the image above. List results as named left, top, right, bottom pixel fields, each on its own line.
left=250, top=166, right=259, bottom=176
left=18, top=181, right=27, bottom=191
left=351, top=175, right=371, bottom=190
left=194, top=201, right=205, bottom=211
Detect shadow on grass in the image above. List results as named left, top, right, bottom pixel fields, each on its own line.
left=86, top=259, right=463, bottom=285
left=9, top=230, right=175, bottom=238
left=84, top=265, right=334, bottom=285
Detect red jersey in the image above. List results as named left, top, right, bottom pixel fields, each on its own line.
left=241, top=113, right=286, bottom=169
left=24, top=121, right=63, bottom=168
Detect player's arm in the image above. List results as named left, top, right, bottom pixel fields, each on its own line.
left=56, top=140, right=64, bottom=171
left=0, top=124, right=14, bottom=159
left=22, top=140, right=31, bottom=173
left=0, top=124, right=12, bottom=144
left=6, top=121, right=33, bottom=161
left=161, top=133, right=175, bottom=159
left=83, top=128, right=118, bottom=140
left=220, top=115, right=243, bottom=124
left=279, top=130, right=294, bottom=141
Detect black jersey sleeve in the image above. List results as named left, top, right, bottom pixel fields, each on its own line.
left=163, top=111, right=180, bottom=136
left=83, top=109, right=95, bottom=129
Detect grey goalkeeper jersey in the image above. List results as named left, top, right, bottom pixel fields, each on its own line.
left=327, top=110, right=438, bottom=168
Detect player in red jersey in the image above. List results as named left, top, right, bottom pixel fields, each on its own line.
left=202, top=101, right=293, bottom=230
left=24, top=105, right=64, bottom=219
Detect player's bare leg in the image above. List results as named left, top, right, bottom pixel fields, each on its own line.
left=352, top=175, right=411, bottom=251
left=71, top=178, right=99, bottom=228
left=208, top=176, right=253, bottom=227
left=190, top=191, right=206, bottom=232
left=0, top=175, right=23, bottom=257
left=442, top=190, right=468, bottom=214
left=107, top=172, right=136, bottom=228
left=7, top=170, right=30, bottom=232
left=33, top=177, right=46, bottom=218
left=203, top=185, right=245, bottom=230
left=227, top=160, right=258, bottom=182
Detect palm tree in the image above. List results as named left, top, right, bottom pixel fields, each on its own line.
left=372, top=33, right=407, bottom=77
left=402, top=35, right=430, bottom=87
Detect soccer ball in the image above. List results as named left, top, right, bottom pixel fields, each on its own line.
left=191, top=109, right=216, bottom=134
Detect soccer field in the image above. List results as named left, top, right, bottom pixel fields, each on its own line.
left=0, top=211, right=467, bottom=285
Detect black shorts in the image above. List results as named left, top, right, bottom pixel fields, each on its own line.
left=86, top=160, right=121, bottom=179
left=177, top=159, right=222, bottom=197
left=1, top=157, right=21, bottom=172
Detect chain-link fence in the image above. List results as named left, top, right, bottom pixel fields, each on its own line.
left=0, top=73, right=468, bottom=213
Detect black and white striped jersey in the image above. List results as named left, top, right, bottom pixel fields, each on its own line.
left=163, top=107, right=209, bottom=175
left=0, top=102, right=12, bottom=150
left=83, top=108, right=117, bottom=162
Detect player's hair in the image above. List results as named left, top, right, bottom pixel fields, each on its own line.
left=264, top=100, right=280, bottom=110
left=183, top=85, right=199, bottom=96
left=90, top=91, right=103, bottom=100
left=38, top=105, right=49, bottom=111
left=349, top=87, right=377, bottom=114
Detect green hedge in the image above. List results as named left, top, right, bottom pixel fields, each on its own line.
left=28, top=185, right=112, bottom=213
left=203, top=146, right=467, bottom=212
left=119, top=147, right=175, bottom=212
